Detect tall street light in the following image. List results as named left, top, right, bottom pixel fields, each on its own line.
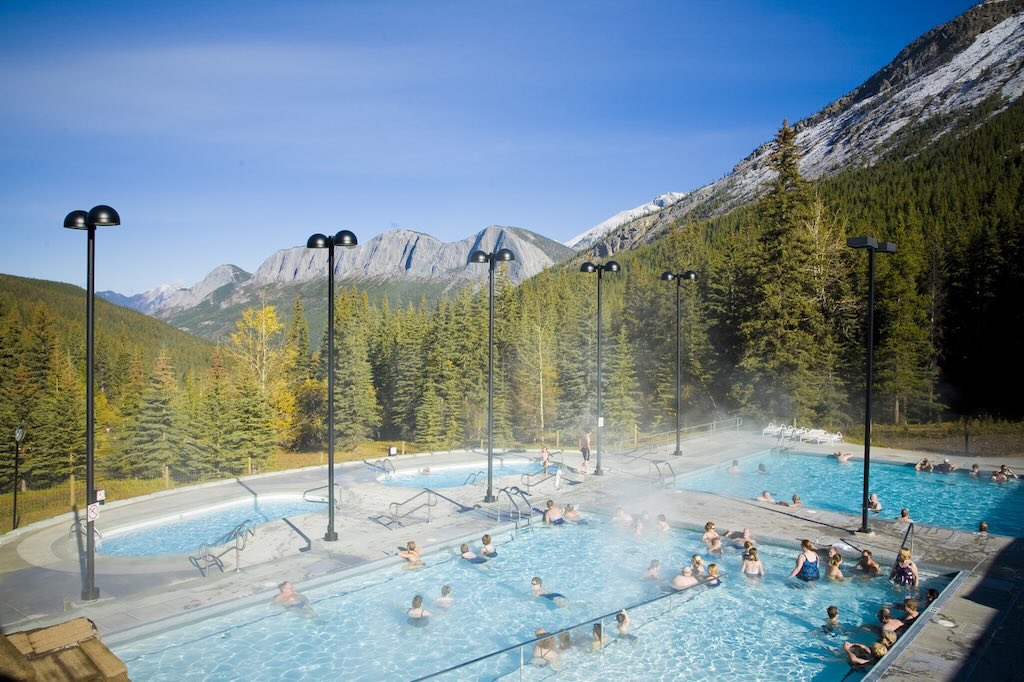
left=307, top=229, right=358, bottom=541
left=661, top=270, right=697, bottom=456
left=847, top=236, right=896, bottom=535
left=470, top=247, right=515, bottom=503
left=64, top=204, right=120, bottom=601
left=12, top=427, right=25, bottom=531
left=579, top=260, right=620, bottom=476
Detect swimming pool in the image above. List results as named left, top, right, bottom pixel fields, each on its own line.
left=380, top=460, right=547, bottom=488
left=98, top=496, right=326, bottom=557
left=108, top=518, right=949, bottom=680
left=678, top=450, right=1024, bottom=536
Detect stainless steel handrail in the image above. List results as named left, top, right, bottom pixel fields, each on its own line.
left=302, top=484, right=343, bottom=508
left=497, top=485, right=533, bottom=533
left=388, top=489, right=438, bottom=523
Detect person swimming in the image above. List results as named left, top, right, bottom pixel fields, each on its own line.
left=406, top=595, right=431, bottom=626
left=789, top=539, right=820, bottom=582
left=272, top=581, right=317, bottom=619
left=531, top=576, right=568, bottom=607
left=460, top=543, right=487, bottom=564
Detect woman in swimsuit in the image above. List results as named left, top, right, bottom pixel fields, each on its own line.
left=460, top=543, right=487, bottom=564
left=789, top=539, right=820, bottom=581
left=480, top=534, right=498, bottom=557
left=701, top=521, right=720, bottom=549
left=825, top=553, right=844, bottom=580
left=705, top=563, right=722, bottom=587
left=741, top=546, right=765, bottom=578
left=406, top=595, right=432, bottom=626
left=889, top=548, right=919, bottom=587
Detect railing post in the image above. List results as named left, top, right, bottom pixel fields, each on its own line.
left=163, top=465, right=170, bottom=489
left=519, top=643, right=525, bottom=681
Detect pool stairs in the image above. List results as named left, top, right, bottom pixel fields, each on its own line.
left=188, top=519, right=257, bottom=577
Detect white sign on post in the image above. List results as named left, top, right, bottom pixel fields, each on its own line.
left=96, top=489, right=106, bottom=504
left=597, top=417, right=604, bottom=427
left=87, top=503, right=99, bottom=522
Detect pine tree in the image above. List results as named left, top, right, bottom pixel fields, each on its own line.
left=604, top=325, right=641, bottom=438
left=119, top=352, right=185, bottom=478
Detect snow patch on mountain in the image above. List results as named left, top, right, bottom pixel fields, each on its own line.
left=566, top=192, right=687, bottom=251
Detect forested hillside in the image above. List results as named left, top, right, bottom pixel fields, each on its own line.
left=3, top=97, right=1022, bottom=493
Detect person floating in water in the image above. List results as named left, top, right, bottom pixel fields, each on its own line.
left=272, top=581, right=317, bottom=619
left=406, top=594, right=431, bottom=626
left=789, top=539, right=820, bottom=582
left=724, top=528, right=755, bottom=547
left=460, top=543, right=487, bottom=564
left=531, top=576, right=568, bottom=607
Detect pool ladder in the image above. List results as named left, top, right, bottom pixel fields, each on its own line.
left=190, top=519, right=257, bottom=576
left=366, top=458, right=396, bottom=479
left=462, top=470, right=486, bottom=485
left=497, top=486, right=533, bottom=534
left=649, top=460, right=677, bottom=488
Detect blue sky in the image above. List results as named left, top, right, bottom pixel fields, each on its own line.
left=0, top=0, right=976, bottom=294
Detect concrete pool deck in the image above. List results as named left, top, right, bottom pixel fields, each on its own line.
left=0, top=432, right=1021, bottom=681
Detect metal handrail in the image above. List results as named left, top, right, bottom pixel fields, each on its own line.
left=388, top=489, right=438, bottom=523
left=365, top=458, right=395, bottom=478
left=212, top=519, right=256, bottom=547
left=649, top=460, right=677, bottom=488
left=303, top=484, right=343, bottom=508
left=462, top=470, right=486, bottom=485
left=69, top=518, right=102, bottom=543
left=497, top=485, right=533, bottom=533
left=412, top=573, right=714, bottom=681
left=899, top=521, right=915, bottom=556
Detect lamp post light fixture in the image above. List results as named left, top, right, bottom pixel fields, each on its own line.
left=64, top=204, right=120, bottom=601
left=469, top=247, right=516, bottom=503
left=660, top=270, right=697, bottom=457
left=12, top=427, right=24, bottom=531
left=847, top=236, right=896, bottom=535
left=306, top=229, right=359, bottom=541
left=579, top=260, right=620, bottom=476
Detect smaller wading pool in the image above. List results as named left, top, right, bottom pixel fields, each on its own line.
left=379, top=460, right=548, bottom=488
left=97, top=495, right=325, bottom=557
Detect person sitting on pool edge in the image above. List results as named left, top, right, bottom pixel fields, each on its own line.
left=272, top=581, right=317, bottom=619
left=406, top=595, right=431, bottom=625
left=460, top=543, right=487, bottom=564
left=789, top=539, right=820, bottom=581
left=543, top=500, right=564, bottom=525
left=530, top=576, right=568, bottom=607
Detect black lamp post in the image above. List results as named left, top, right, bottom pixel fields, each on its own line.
left=12, top=427, right=24, bottom=531
left=847, top=236, right=896, bottom=534
left=579, top=260, right=620, bottom=475
left=661, top=270, right=697, bottom=456
left=470, top=248, right=516, bottom=503
left=307, top=229, right=358, bottom=541
left=64, top=204, right=120, bottom=601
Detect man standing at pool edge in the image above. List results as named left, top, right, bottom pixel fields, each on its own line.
left=579, top=430, right=592, bottom=473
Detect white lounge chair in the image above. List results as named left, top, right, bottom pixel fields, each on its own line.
left=762, top=423, right=782, bottom=436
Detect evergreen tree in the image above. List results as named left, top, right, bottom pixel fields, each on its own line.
left=119, top=351, right=185, bottom=478
left=604, top=325, right=641, bottom=438
left=222, top=377, right=276, bottom=474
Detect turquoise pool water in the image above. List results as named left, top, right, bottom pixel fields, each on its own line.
left=380, top=460, right=547, bottom=488
left=109, top=518, right=948, bottom=681
left=678, top=449, right=1024, bottom=536
left=98, top=497, right=325, bottom=557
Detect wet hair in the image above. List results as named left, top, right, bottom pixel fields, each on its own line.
left=531, top=576, right=542, bottom=586
left=903, top=598, right=918, bottom=612
left=558, top=631, right=571, bottom=649
left=801, top=539, right=814, bottom=551
left=926, top=588, right=939, bottom=602
left=692, top=554, right=704, bottom=565
left=747, top=547, right=758, bottom=560
left=707, top=564, right=719, bottom=577
left=616, top=611, right=627, bottom=624
left=704, top=521, right=715, bottom=531
left=826, top=605, right=838, bottom=619
left=546, top=499, right=554, bottom=508
left=441, top=585, right=452, bottom=597
left=658, top=514, right=667, bottom=522
left=593, top=623, right=603, bottom=638
left=482, top=534, right=492, bottom=544
left=412, top=595, right=423, bottom=608
left=871, top=642, right=889, bottom=659
left=830, top=554, right=842, bottom=566
left=877, top=607, right=892, bottom=621
left=744, top=541, right=754, bottom=551
left=900, top=508, right=910, bottom=518
left=277, top=581, right=290, bottom=590
left=460, top=543, right=470, bottom=553
left=649, top=559, right=660, bottom=568
left=732, top=459, right=739, bottom=466
left=861, top=549, right=873, bottom=558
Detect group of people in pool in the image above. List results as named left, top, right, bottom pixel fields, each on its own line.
left=530, top=608, right=634, bottom=668
left=836, top=590, right=934, bottom=668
